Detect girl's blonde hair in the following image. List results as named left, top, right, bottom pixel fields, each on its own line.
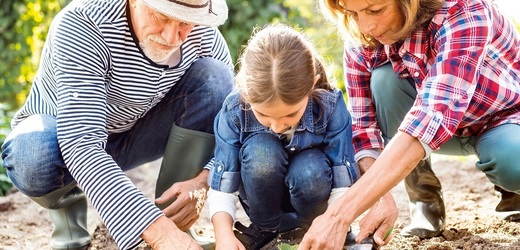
left=320, top=0, right=444, bottom=47
left=236, top=23, right=333, bottom=106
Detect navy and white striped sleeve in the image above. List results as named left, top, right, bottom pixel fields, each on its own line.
left=52, top=9, right=162, bottom=250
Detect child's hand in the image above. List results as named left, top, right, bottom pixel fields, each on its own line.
left=216, top=235, right=246, bottom=250
left=212, top=212, right=244, bottom=250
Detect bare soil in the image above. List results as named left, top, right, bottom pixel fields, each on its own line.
left=1, top=155, right=520, bottom=250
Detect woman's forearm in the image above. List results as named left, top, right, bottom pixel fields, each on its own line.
left=327, top=132, right=425, bottom=224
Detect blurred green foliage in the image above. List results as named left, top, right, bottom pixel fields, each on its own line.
left=0, top=104, right=13, bottom=196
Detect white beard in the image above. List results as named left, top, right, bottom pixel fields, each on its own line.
left=140, top=35, right=180, bottom=63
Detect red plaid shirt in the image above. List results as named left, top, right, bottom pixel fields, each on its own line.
left=345, top=0, right=520, bottom=152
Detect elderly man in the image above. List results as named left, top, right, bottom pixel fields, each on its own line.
left=1, top=0, right=233, bottom=249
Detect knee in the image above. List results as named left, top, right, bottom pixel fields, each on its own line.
left=287, top=150, right=331, bottom=198
left=2, top=116, right=63, bottom=196
left=477, top=148, right=520, bottom=192
left=241, top=134, right=286, bottom=178
left=289, top=169, right=330, bottom=199
left=370, top=63, right=411, bottom=102
left=476, top=126, right=520, bottom=192
left=191, top=58, right=234, bottom=96
left=491, top=165, right=520, bottom=192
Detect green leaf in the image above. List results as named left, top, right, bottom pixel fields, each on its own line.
left=278, top=243, right=299, bottom=250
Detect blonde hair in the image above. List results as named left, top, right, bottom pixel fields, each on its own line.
left=320, top=0, right=444, bottom=47
left=236, top=23, right=333, bottom=106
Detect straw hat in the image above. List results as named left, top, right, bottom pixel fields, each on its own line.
left=142, top=0, right=228, bottom=27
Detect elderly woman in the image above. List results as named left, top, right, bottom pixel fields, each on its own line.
left=298, top=0, right=520, bottom=249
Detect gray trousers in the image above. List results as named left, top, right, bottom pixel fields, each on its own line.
left=370, top=63, right=520, bottom=192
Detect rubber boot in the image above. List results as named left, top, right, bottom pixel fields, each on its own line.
left=400, top=159, right=445, bottom=238
left=494, top=185, right=520, bottom=221
left=155, top=124, right=216, bottom=250
left=29, top=182, right=90, bottom=250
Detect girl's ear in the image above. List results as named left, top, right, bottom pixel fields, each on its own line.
left=313, top=74, right=321, bottom=87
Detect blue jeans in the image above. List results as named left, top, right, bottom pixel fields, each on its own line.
left=371, top=63, right=520, bottom=192
left=238, top=133, right=332, bottom=231
left=1, top=58, right=233, bottom=197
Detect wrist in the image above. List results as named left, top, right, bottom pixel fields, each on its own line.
left=141, top=216, right=178, bottom=246
left=196, top=169, right=210, bottom=190
left=327, top=196, right=355, bottom=227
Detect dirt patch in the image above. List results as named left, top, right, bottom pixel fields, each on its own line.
left=1, top=155, right=520, bottom=250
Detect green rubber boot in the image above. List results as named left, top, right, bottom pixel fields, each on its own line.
left=494, top=185, right=520, bottom=221
left=400, top=159, right=445, bottom=239
left=29, top=182, right=90, bottom=250
left=155, top=124, right=216, bottom=250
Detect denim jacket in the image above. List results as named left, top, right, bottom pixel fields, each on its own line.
left=208, top=88, right=359, bottom=193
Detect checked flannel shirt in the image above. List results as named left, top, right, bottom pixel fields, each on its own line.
left=344, top=0, right=520, bottom=155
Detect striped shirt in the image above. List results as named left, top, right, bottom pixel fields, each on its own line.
left=345, top=0, right=520, bottom=152
left=11, top=0, right=232, bottom=248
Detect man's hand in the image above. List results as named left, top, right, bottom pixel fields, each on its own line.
left=155, top=170, right=209, bottom=231
left=356, top=192, right=398, bottom=246
left=298, top=211, right=351, bottom=249
left=141, top=216, right=202, bottom=250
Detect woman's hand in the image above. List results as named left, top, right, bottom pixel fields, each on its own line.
left=298, top=210, right=351, bottom=249
left=356, top=192, right=398, bottom=246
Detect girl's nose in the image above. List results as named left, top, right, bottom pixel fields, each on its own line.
left=270, top=121, right=286, bottom=134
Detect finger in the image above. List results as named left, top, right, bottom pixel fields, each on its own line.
left=169, top=205, right=199, bottom=230
left=169, top=213, right=194, bottom=231
left=372, top=225, right=394, bottom=246
left=298, top=232, right=317, bottom=250
left=297, top=238, right=310, bottom=250
left=181, top=216, right=199, bottom=232
left=165, top=192, right=192, bottom=215
left=156, top=183, right=182, bottom=204
left=355, top=225, right=374, bottom=243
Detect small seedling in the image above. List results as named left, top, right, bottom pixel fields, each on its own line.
left=278, top=243, right=299, bottom=250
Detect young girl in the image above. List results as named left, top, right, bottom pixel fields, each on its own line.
left=206, top=23, right=359, bottom=250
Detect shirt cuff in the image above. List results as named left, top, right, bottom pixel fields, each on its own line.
left=207, top=188, right=237, bottom=221
left=354, top=148, right=381, bottom=162
left=419, top=139, right=433, bottom=160
left=204, top=157, right=215, bottom=170
left=328, top=187, right=349, bottom=206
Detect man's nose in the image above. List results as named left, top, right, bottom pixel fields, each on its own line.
left=162, top=24, right=180, bottom=45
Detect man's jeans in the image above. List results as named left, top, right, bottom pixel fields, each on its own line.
left=371, top=63, right=520, bottom=192
left=1, top=58, right=234, bottom=197
left=238, top=133, right=332, bottom=231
